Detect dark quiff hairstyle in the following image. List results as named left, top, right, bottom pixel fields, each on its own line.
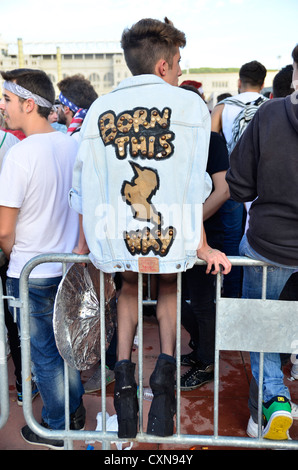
left=292, top=44, right=298, bottom=64
left=0, top=68, right=55, bottom=119
left=121, top=17, right=186, bottom=76
left=273, top=64, right=294, bottom=98
left=57, top=74, right=98, bottom=111
left=239, top=60, right=267, bottom=87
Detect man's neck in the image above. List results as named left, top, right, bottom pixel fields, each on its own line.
left=22, top=118, right=55, bottom=137
left=239, top=86, right=262, bottom=94
left=66, top=113, right=74, bottom=129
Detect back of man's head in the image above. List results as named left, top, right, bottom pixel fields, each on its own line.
left=272, top=65, right=294, bottom=98
left=292, top=44, right=298, bottom=65
left=1, top=68, right=55, bottom=119
left=121, top=17, right=186, bottom=76
left=239, top=60, right=267, bottom=89
left=57, top=74, right=98, bottom=110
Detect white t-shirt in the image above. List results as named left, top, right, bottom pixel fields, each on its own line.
left=0, top=131, right=79, bottom=278
left=222, top=92, right=263, bottom=226
left=70, top=129, right=82, bottom=143
left=222, top=92, right=263, bottom=143
left=0, top=130, right=19, bottom=170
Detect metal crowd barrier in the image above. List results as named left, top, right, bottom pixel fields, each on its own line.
left=0, top=280, right=9, bottom=429
left=1, top=253, right=298, bottom=450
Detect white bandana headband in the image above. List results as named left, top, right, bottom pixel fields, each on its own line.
left=3, top=81, right=53, bottom=108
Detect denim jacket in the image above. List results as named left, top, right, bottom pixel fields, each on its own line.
left=70, top=74, right=211, bottom=273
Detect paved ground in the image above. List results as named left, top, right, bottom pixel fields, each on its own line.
left=1, top=314, right=297, bottom=451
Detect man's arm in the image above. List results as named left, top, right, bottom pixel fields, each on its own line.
left=72, top=214, right=90, bottom=255
left=203, top=170, right=230, bottom=221
left=211, top=104, right=224, bottom=133
left=197, top=224, right=231, bottom=275
left=0, top=206, right=19, bottom=259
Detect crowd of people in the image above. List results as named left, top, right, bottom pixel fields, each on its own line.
left=0, top=16, right=297, bottom=449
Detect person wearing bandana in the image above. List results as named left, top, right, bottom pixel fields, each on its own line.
left=0, top=68, right=85, bottom=449
left=57, top=74, right=98, bottom=140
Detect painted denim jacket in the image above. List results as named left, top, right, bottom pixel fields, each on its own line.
left=69, top=75, right=211, bottom=274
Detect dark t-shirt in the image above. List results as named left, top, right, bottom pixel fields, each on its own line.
left=204, top=132, right=229, bottom=247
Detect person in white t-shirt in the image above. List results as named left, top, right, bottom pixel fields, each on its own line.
left=211, top=60, right=267, bottom=299
left=0, top=126, right=24, bottom=406
left=0, top=68, right=85, bottom=450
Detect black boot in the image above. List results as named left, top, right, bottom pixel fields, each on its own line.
left=114, top=360, right=138, bottom=438
left=147, top=353, right=176, bottom=436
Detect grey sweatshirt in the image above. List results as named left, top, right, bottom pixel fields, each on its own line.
left=226, top=92, right=298, bottom=266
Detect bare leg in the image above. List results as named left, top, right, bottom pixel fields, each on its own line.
left=115, top=271, right=177, bottom=438
left=156, top=273, right=177, bottom=357
left=117, top=272, right=177, bottom=359
left=147, top=274, right=177, bottom=437
left=116, top=271, right=138, bottom=361
left=114, top=272, right=139, bottom=438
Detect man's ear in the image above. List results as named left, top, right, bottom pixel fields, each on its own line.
left=24, top=98, right=35, bottom=114
left=63, top=105, right=72, bottom=115
left=154, top=58, right=168, bottom=79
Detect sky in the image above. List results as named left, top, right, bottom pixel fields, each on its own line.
left=1, top=0, right=297, bottom=70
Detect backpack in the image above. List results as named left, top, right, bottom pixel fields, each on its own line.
left=219, top=95, right=268, bottom=155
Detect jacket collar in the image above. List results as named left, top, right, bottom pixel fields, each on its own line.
left=112, top=74, right=169, bottom=93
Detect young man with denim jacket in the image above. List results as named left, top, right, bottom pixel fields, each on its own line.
left=70, top=17, right=231, bottom=438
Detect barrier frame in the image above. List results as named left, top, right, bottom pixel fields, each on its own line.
left=1, top=253, right=298, bottom=450
left=0, top=280, right=9, bottom=429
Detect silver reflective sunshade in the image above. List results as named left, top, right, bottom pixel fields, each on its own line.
left=53, top=263, right=117, bottom=370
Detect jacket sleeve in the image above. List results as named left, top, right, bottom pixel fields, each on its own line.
left=225, top=111, right=260, bottom=202
left=69, top=144, right=85, bottom=215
